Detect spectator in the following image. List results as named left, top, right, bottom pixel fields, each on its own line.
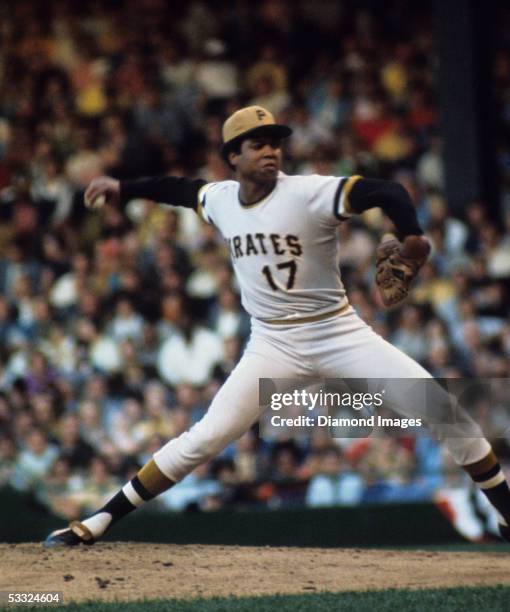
left=391, top=305, right=428, bottom=363
left=108, top=297, right=144, bottom=343
left=157, top=314, right=224, bottom=387
left=10, top=429, right=59, bottom=492
left=158, top=462, right=221, bottom=512
left=306, top=447, right=363, bottom=507
left=56, top=413, right=95, bottom=470
left=0, top=436, right=17, bottom=487
left=78, top=399, right=109, bottom=451
left=75, top=456, right=121, bottom=515
left=36, top=457, right=81, bottom=520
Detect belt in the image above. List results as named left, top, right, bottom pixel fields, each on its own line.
left=262, top=302, right=350, bottom=325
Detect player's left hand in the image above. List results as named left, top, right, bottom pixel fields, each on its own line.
left=375, top=234, right=430, bottom=308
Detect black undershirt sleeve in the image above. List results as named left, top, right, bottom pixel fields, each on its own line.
left=120, top=176, right=207, bottom=210
left=348, top=178, right=423, bottom=240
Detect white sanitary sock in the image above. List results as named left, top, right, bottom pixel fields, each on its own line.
left=81, top=512, right=112, bottom=538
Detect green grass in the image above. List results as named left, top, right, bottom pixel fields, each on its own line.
left=30, top=586, right=510, bottom=612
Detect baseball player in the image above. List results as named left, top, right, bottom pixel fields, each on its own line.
left=45, top=106, right=510, bottom=546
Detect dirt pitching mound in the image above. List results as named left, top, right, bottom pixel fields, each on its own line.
left=1, top=543, right=509, bottom=603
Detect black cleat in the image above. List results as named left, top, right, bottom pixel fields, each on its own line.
left=43, top=521, right=95, bottom=549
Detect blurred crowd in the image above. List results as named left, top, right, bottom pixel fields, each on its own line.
left=0, top=0, right=510, bottom=521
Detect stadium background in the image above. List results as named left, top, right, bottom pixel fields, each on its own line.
left=1, top=0, right=510, bottom=575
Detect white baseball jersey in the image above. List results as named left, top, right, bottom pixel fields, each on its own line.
left=197, top=172, right=360, bottom=321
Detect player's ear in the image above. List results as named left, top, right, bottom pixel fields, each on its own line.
left=228, top=150, right=239, bottom=169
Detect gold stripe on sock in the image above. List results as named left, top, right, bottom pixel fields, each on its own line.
left=463, top=449, right=497, bottom=477
left=137, top=459, right=175, bottom=496
left=70, top=520, right=94, bottom=542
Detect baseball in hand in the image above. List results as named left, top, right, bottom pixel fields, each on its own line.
left=85, top=194, right=106, bottom=210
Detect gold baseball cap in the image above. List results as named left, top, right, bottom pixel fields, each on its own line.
left=221, top=106, right=292, bottom=159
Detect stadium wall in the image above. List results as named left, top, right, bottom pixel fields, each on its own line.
left=2, top=486, right=463, bottom=547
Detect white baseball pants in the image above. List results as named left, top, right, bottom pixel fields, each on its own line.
left=154, top=308, right=490, bottom=481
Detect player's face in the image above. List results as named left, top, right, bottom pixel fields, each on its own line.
left=232, top=136, right=282, bottom=182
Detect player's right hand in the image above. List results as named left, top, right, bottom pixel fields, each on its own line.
left=84, top=176, right=121, bottom=210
